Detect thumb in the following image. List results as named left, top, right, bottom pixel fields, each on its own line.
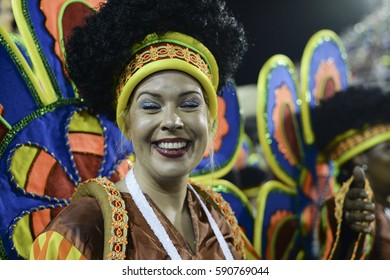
left=351, top=165, right=366, bottom=189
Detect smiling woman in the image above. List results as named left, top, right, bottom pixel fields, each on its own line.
left=29, top=0, right=249, bottom=260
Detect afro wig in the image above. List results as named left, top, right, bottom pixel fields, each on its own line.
left=314, top=85, right=390, bottom=154
left=65, top=0, right=248, bottom=120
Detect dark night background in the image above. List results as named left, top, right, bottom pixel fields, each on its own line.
left=0, top=0, right=386, bottom=87
left=225, top=0, right=384, bottom=86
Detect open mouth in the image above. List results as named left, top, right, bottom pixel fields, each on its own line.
left=153, top=139, right=191, bottom=158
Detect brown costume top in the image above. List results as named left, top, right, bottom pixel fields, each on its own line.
left=30, top=182, right=244, bottom=260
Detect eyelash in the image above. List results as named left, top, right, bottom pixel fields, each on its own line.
left=180, top=100, right=200, bottom=108
left=139, top=99, right=200, bottom=110
left=139, top=100, right=160, bottom=110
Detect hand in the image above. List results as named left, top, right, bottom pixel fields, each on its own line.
left=343, top=166, right=375, bottom=234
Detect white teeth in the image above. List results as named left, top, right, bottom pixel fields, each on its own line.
left=157, top=142, right=187, bottom=149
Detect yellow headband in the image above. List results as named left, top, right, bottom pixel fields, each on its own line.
left=115, top=32, right=219, bottom=131
left=324, top=124, right=390, bottom=167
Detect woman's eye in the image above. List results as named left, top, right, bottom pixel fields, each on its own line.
left=139, top=100, right=161, bottom=110
left=180, top=100, right=200, bottom=109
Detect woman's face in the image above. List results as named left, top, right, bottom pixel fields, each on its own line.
left=363, top=141, right=390, bottom=204
left=126, top=70, right=210, bottom=182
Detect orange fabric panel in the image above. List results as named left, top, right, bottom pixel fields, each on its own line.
left=36, top=231, right=54, bottom=260
left=26, top=150, right=56, bottom=195
left=116, top=159, right=131, bottom=179
left=31, top=234, right=42, bottom=260
left=31, top=209, right=51, bottom=239
left=69, top=133, right=104, bottom=156
left=57, top=237, right=73, bottom=260
left=26, top=151, right=75, bottom=237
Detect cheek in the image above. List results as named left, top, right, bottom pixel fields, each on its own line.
left=130, top=117, right=154, bottom=139
left=197, top=117, right=211, bottom=150
left=183, top=112, right=209, bottom=145
left=366, top=152, right=390, bottom=180
left=126, top=110, right=153, bottom=141
left=195, top=113, right=210, bottom=135
left=369, top=148, right=390, bottom=166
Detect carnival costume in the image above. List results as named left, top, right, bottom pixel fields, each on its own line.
left=0, top=0, right=133, bottom=260
left=254, top=29, right=373, bottom=259
left=314, top=86, right=390, bottom=259
left=26, top=0, right=255, bottom=260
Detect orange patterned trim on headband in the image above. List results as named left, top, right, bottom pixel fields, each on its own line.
left=116, top=42, right=212, bottom=99
left=329, top=124, right=390, bottom=161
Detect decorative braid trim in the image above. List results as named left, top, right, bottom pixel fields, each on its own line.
left=116, top=42, right=212, bottom=98
left=78, top=177, right=129, bottom=260
left=329, top=124, right=390, bottom=161
left=329, top=176, right=373, bottom=260
left=328, top=176, right=350, bottom=259
left=189, top=180, right=246, bottom=259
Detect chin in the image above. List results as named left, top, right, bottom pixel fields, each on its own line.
left=155, top=163, right=193, bottom=178
left=158, top=170, right=191, bottom=181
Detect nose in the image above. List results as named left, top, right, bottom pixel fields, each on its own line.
left=161, top=108, right=184, bottom=131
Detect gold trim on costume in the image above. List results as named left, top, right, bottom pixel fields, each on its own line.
left=328, top=124, right=390, bottom=165
left=116, top=42, right=212, bottom=100
left=190, top=180, right=246, bottom=259
left=75, top=177, right=129, bottom=260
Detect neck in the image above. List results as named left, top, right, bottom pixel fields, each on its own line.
left=119, top=167, right=196, bottom=255
left=132, top=165, right=189, bottom=221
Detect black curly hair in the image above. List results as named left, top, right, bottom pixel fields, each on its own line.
left=65, top=0, right=247, bottom=120
left=314, top=85, right=390, bottom=153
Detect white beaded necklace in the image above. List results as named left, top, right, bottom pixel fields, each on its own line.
left=125, top=168, right=233, bottom=260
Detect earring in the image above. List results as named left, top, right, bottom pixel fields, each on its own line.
left=362, top=164, right=368, bottom=172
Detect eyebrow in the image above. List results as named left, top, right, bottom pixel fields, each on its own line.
left=136, top=91, right=203, bottom=101
left=136, top=92, right=160, bottom=101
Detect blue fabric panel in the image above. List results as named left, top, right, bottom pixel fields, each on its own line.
left=0, top=43, right=38, bottom=125
left=98, top=114, right=133, bottom=177
left=266, top=65, right=302, bottom=181
left=262, top=191, right=295, bottom=256
left=220, top=192, right=254, bottom=242
left=192, top=81, right=241, bottom=176
left=308, top=40, right=349, bottom=108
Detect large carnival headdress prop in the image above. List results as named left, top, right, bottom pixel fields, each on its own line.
left=254, top=30, right=349, bottom=259
left=0, top=0, right=132, bottom=260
